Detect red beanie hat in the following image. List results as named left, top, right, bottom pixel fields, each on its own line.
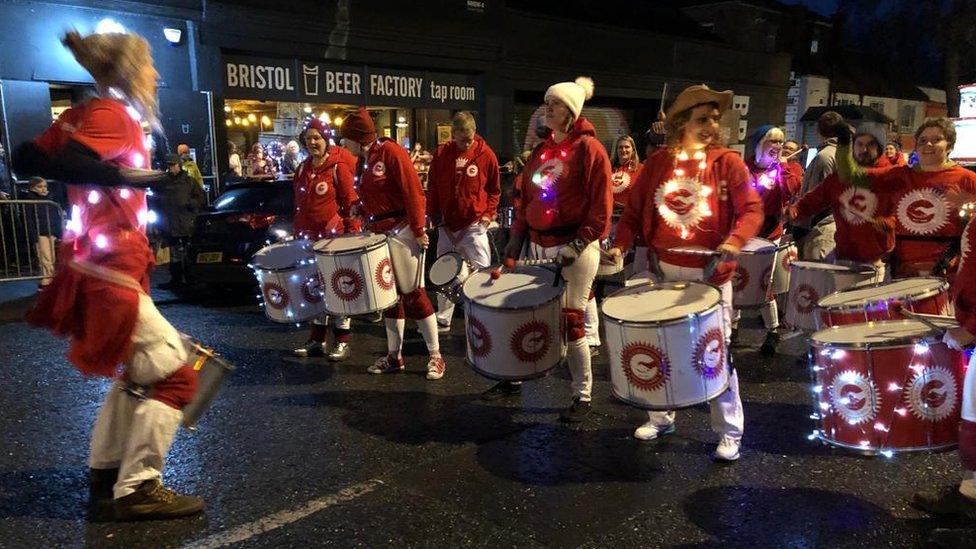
left=340, top=107, right=376, bottom=143
left=300, top=117, right=331, bottom=148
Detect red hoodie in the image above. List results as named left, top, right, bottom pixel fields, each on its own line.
left=611, top=162, right=642, bottom=206
left=358, top=138, right=427, bottom=237
left=954, top=218, right=976, bottom=335
left=292, top=145, right=360, bottom=240
left=613, top=147, right=763, bottom=284
left=792, top=173, right=895, bottom=263
left=510, top=118, right=613, bottom=247
left=426, top=134, right=501, bottom=231
left=745, top=157, right=802, bottom=240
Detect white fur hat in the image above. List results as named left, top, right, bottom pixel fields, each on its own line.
left=545, top=76, right=594, bottom=120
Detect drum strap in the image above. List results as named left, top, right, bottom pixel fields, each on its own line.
left=370, top=209, right=407, bottom=223
left=69, top=260, right=146, bottom=295
left=528, top=225, right=578, bottom=238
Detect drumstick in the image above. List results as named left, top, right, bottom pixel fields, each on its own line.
left=667, top=247, right=721, bottom=257
left=890, top=301, right=957, bottom=332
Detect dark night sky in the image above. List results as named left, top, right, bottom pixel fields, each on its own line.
left=777, top=0, right=839, bottom=16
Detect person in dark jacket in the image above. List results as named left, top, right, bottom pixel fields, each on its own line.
left=157, top=153, right=206, bottom=286
left=23, top=177, right=63, bottom=289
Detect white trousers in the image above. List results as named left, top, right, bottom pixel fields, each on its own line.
left=89, top=293, right=189, bottom=498
left=965, top=351, right=976, bottom=423
left=312, top=314, right=351, bottom=330
left=388, top=224, right=425, bottom=294
left=435, top=223, right=491, bottom=325
left=525, top=240, right=600, bottom=400
left=644, top=262, right=745, bottom=441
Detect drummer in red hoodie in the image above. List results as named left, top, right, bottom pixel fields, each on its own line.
left=499, top=76, right=613, bottom=422
left=834, top=117, right=976, bottom=280
left=340, top=108, right=446, bottom=380
left=787, top=125, right=895, bottom=280
left=609, top=84, right=763, bottom=461
left=291, top=118, right=361, bottom=361
left=737, top=125, right=802, bottom=355
left=911, top=196, right=976, bottom=544
left=426, top=111, right=500, bottom=331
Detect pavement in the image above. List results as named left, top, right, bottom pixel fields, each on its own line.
left=0, top=273, right=970, bottom=548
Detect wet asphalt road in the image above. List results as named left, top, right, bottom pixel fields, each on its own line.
left=0, top=275, right=969, bottom=548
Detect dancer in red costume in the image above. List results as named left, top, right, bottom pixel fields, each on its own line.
left=16, top=31, right=204, bottom=520
left=291, top=118, right=361, bottom=361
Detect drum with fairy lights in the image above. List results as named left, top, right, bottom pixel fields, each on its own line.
left=462, top=266, right=565, bottom=381
left=809, top=318, right=964, bottom=454
left=730, top=237, right=778, bottom=308
left=251, top=239, right=325, bottom=323
left=602, top=280, right=730, bottom=410
left=313, top=233, right=399, bottom=316
left=784, top=261, right=877, bottom=331
left=818, top=277, right=953, bottom=328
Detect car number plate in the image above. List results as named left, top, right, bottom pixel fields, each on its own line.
left=196, top=252, right=223, bottom=264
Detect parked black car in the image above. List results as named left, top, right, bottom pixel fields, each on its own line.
left=185, top=180, right=293, bottom=288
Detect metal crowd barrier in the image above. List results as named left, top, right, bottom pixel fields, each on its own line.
left=0, top=199, right=65, bottom=283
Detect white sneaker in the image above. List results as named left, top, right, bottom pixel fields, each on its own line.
left=713, top=436, right=741, bottom=461
left=633, top=420, right=676, bottom=441
left=437, top=322, right=451, bottom=333
left=426, top=356, right=446, bottom=380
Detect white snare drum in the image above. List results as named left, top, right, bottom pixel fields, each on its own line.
left=784, top=260, right=876, bottom=331
left=731, top=237, right=778, bottom=308
left=180, top=334, right=235, bottom=431
left=603, top=280, right=730, bottom=410
left=771, top=237, right=798, bottom=295
left=429, top=252, right=470, bottom=304
left=252, top=240, right=325, bottom=323
left=313, top=233, right=399, bottom=316
left=462, top=266, right=565, bottom=380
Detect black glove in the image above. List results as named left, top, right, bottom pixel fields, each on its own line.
left=834, top=122, right=854, bottom=147
left=503, top=231, right=526, bottom=259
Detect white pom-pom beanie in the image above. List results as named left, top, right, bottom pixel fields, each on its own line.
left=545, top=76, right=594, bottom=120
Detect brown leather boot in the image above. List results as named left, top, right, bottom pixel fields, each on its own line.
left=113, top=479, right=204, bottom=521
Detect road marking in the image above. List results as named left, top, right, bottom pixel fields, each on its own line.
left=183, top=479, right=384, bottom=548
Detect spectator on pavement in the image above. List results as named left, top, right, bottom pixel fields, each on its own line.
left=795, top=110, right=843, bottom=259
left=176, top=143, right=204, bottom=188
left=23, top=176, right=62, bottom=290
left=157, top=153, right=206, bottom=288
left=228, top=141, right=243, bottom=179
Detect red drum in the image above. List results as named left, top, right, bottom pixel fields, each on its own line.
left=809, top=319, right=965, bottom=454
left=817, top=277, right=953, bottom=328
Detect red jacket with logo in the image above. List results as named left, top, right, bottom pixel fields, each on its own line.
left=613, top=147, right=763, bottom=284
left=359, top=138, right=426, bottom=237
left=856, top=163, right=976, bottom=273
left=745, top=158, right=802, bottom=240
left=792, top=173, right=895, bottom=263
left=26, top=98, right=152, bottom=377
left=510, top=118, right=613, bottom=247
left=426, top=134, right=501, bottom=231
left=293, top=146, right=360, bottom=239
left=611, top=162, right=642, bottom=207
left=953, top=218, right=976, bottom=335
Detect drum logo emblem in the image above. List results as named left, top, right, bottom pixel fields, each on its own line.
left=301, top=275, right=323, bottom=303
left=905, top=365, right=958, bottom=422
left=838, top=187, right=877, bottom=225
left=693, top=329, right=726, bottom=379
left=468, top=316, right=492, bottom=357
left=466, top=164, right=479, bottom=178
left=960, top=224, right=974, bottom=273
left=331, top=268, right=363, bottom=301
left=732, top=266, right=749, bottom=293
left=611, top=170, right=632, bottom=194
left=375, top=258, right=395, bottom=291
left=262, top=282, right=290, bottom=310
left=655, top=178, right=707, bottom=234
left=371, top=161, right=386, bottom=177
left=510, top=321, right=552, bottom=363
left=531, top=159, right=565, bottom=190
left=782, top=247, right=798, bottom=270
left=315, top=181, right=329, bottom=196
left=620, top=342, right=669, bottom=392
left=897, top=189, right=948, bottom=235
left=795, top=284, right=819, bottom=314
left=829, top=370, right=880, bottom=425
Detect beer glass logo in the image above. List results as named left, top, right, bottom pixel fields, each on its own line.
left=303, top=64, right=320, bottom=96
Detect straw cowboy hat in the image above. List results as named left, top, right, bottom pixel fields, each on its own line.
left=666, top=84, right=734, bottom=119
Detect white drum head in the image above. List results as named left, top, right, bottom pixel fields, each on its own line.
left=430, top=253, right=463, bottom=285
left=463, top=267, right=562, bottom=308
left=313, top=233, right=387, bottom=253
left=819, top=277, right=947, bottom=308
left=603, top=281, right=721, bottom=322
left=741, top=237, right=777, bottom=253
left=811, top=318, right=957, bottom=346
left=253, top=240, right=313, bottom=270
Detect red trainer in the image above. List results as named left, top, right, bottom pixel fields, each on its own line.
left=367, top=354, right=405, bottom=374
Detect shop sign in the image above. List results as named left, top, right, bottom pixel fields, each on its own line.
left=222, top=56, right=481, bottom=109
